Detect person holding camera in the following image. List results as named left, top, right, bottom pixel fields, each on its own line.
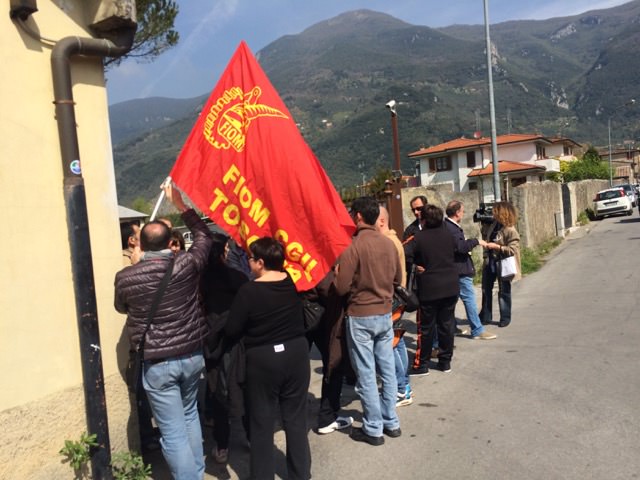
left=479, top=201, right=521, bottom=328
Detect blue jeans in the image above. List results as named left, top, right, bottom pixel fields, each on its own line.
left=459, top=275, right=485, bottom=337
left=394, top=336, right=409, bottom=393
left=346, top=313, right=399, bottom=437
left=143, top=351, right=205, bottom=480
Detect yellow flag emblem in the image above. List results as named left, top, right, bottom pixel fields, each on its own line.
left=202, top=86, right=288, bottom=152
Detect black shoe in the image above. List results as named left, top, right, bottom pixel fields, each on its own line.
left=383, top=427, right=402, bottom=438
left=499, top=319, right=511, bottom=328
left=438, top=362, right=452, bottom=373
left=409, top=365, right=430, bottom=377
left=350, top=427, right=384, bottom=446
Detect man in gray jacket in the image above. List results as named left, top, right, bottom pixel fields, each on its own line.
left=115, top=183, right=212, bottom=480
left=335, top=196, right=402, bottom=446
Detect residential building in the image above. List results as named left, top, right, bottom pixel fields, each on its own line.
left=409, top=134, right=581, bottom=202
left=1, top=2, right=136, bottom=478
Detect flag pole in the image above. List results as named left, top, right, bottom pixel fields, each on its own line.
left=150, top=176, right=172, bottom=221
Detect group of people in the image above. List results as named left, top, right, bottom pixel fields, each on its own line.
left=114, top=184, right=521, bottom=480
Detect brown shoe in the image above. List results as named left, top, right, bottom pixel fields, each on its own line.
left=473, top=331, right=497, bottom=340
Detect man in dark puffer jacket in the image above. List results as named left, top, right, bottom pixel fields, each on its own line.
left=115, top=183, right=212, bottom=480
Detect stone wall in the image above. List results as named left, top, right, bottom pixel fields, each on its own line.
left=564, top=179, right=609, bottom=226
left=510, top=181, right=562, bottom=249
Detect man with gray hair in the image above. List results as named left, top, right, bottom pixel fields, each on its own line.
left=444, top=200, right=497, bottom=340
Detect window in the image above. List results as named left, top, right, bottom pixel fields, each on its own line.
left=563, top=145, right=572, bottom=156
left=429, top=156, right=452, bottom=172
left=536, top=144, right=546, bottom=159
left=466, top=151, right=476, bottom=168
left=511, top=177, right=526, bottom=188
left=468, top=181, right=478, bottom=191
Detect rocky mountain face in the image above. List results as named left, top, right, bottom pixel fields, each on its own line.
left=111, top=1, right=640, bottom=205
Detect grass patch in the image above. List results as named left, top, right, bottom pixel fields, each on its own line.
left=577, top=210, right=590, bottom=225
left=521, top=237, right=563, bottom=275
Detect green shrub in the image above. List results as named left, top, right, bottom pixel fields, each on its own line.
left=577, top=210, right=590, bottom=225
left=111, top=452, right=152, bottom=480
left=59, top=432, right=97, bottom=472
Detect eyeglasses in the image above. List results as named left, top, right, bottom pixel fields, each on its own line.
left=412, top=207, right=423, bottom=212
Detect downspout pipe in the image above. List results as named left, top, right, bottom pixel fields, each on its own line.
left=51, top=31, right=134, bottom=480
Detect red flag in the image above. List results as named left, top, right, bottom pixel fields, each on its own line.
left=170, top=41, right=355, bottom=290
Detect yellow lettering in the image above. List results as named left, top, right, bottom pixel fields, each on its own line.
left=285, top=263, right=301, bottom=283
left=248, top=199, right=270, bottom=228
left=232, top=175, right=246, bottom=195
left=246, top=235, right=260, bottom=248
left=209, top=188, right=229, bottom=213
left=223, top=164, right=241, bottom=185
left=238, top=186, right=252, bottom=208
left=286, top=242, right=303, bottom=262
left=303, top=259, right=318, bottom=282
left=223, top=204, right=240, bottom=226
left=274, top=229, right=288, bottom=243
left=238, top=221, right=250, bottom=241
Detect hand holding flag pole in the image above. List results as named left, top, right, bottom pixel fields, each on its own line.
left=150, top=176, right=172, bottom=221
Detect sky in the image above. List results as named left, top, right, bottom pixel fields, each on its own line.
left=105, top=0, right=630, bottom=105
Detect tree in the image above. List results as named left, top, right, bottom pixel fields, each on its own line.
left=105, top=0, right=179, bottom=68
left=563, top=145, right=611, bottom=182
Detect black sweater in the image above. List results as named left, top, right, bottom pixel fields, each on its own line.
left=225, top=275, right=305, bottom=348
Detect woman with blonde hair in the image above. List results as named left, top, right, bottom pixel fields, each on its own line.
left=479, top=202, right=521, bottom=328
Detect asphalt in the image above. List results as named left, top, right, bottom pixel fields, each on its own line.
left=145, top=216, right=640, bottom=479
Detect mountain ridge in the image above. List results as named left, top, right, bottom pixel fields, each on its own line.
left=110, top=2, right=640, bottom=206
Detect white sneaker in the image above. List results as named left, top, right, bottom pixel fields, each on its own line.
left=318, top=415, right=353, bottom=434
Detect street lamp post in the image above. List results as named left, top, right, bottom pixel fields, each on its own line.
left=483, top=0, right=500, bottom=202
left=608, top=99, right=635, bottom=187
left=386, top=100, right=404, bottom=235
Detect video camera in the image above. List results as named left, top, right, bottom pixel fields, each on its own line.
left=473, top=203, right=494, bottom=224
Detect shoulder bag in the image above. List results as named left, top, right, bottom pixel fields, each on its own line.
left=499, top=255, right=517, bottom=280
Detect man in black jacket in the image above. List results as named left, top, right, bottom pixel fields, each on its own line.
left=444, top=200, right=496, bottom=340
left=115, top=183, right=212, bottom=480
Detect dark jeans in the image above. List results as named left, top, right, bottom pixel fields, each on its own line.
left=308, top=323, right=345, bottom=428
left=416, top=296, right=457, bottom=368
left=480, top=264, right=512, bottom=326
left=245, top=337, right=311, bottom=480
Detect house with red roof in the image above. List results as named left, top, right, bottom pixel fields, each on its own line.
left=408, top=134, right=581, bottom=201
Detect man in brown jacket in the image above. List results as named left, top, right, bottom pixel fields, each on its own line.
left=115, top=183, right=212, bottom=480
left=335, top=196, right=402, bottom=446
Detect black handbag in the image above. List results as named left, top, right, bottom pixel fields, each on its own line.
left=127, top=256, right=175, bottom=392
left=302, top=298, right=325, bottom=332
left=393, top=284, right=419, bottom=313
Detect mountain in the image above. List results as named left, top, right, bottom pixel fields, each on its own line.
left=111, top=2, right=640, bottom=206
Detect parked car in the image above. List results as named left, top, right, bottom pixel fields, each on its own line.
left=615, top=183, right=638, bottom=207
left=593, top=187, right=633, bottom=220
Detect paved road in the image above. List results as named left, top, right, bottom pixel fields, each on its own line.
left=153, top=214, right=640, bottom=479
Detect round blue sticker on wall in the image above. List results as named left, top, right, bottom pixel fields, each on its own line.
left=70, top=160, right=81, bottom=175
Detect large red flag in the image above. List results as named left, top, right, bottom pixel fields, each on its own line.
left=170, top=41, right=355, bottom=290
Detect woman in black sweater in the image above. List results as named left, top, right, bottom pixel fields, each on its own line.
left=408, top=205, right=459, bottom=374
left=225, top=237, right=311, bottom=480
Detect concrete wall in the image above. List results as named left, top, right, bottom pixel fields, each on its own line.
left=564, top=179, right=609, bottom=226
left=401, top=178, right=612, bottom=253
left=1, top=2, right=132, bottom=477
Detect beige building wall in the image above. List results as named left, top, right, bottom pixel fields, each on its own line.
left=0, top=2, right=132, bottom=477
